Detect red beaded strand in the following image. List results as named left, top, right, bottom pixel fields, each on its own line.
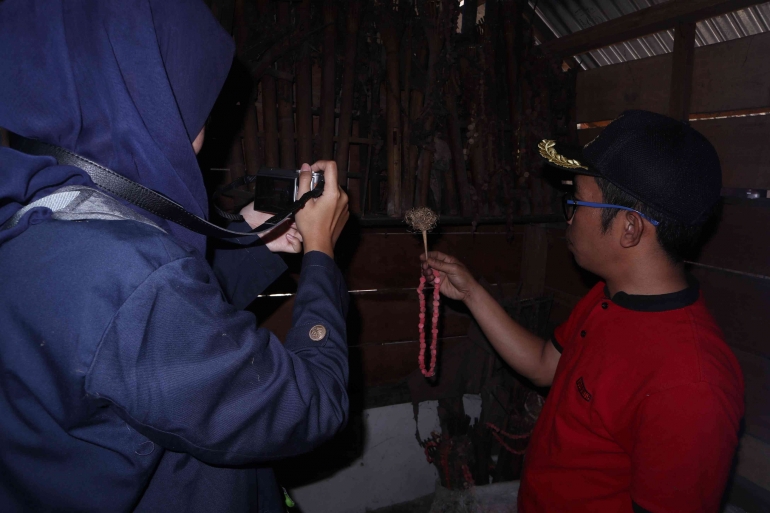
left=417, top=269, right=440, bottom=377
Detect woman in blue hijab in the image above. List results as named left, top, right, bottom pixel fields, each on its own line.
left=0, top=1, right=350, bottom=511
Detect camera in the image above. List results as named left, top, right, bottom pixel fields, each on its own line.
left=253, top=168, right=324, bottom=214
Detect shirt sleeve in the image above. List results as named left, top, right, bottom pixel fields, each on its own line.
left=629, top=382, right=741, bottom=513
left=207, top=220, right=288, bottom=310
left=85, top=251, right=348, bottom=466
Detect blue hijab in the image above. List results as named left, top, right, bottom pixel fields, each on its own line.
left=0, top=0, right=235, bottom=254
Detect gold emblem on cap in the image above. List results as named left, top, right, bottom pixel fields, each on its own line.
left=538, top=140, right=588, bottom=170
left=309, top=325, right=327, bottom=341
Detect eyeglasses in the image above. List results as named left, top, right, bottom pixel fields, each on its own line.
left=561, top=194, right=659, bottom=226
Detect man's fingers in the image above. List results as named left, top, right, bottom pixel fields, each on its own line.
left=310, top=160, right=339, bottom=191
left=297, top=163, right=312, bottom=197
left=424, top=250, right=455, bottom=264
left=426, top=257, right=458, bottom=274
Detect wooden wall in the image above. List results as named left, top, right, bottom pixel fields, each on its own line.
left=254, top=224, right=526, bottom=388
left=571, top=29, right=770, bottom=494
left=251, top=22, right=770, bottom=500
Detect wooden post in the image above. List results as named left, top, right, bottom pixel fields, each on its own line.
left=415, top=0, right=445, bottom=209
left=503, top=0, right=521, bottom=176
left=381, top=18, right=402, bottom=217
left=336, top=1, right=362, bottom=189
left=295, top=0, right=314, bottom=166
left=262, top=75, right=280, bottom=167
left=461, top=0, right=479, bottom=37
left=363, top=75, right=383, bottom=214
left=257, top=0, right=279, bottom=167
left=445, top=73, right=473, bottom=216
left=235, top=0, right=261, bottom=176
left=319, top=0, right=337, bottom=160
left=277, top=1, right=296, bottom=168
left=483, top=0, right=501, bottom=215
left=407, top=43, right=427, bottom=208
left=401, top=23, right=414, bottom=211
left=669, top=21, right=696, bottom=122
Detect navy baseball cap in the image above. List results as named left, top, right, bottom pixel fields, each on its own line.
left=538, top=110, right=722, bottom=225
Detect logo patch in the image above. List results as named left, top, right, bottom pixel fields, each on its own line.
left=576, top=377, right=592, bottom=402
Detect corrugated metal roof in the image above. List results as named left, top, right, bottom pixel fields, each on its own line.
left=531, top=0, right=770, bottom=69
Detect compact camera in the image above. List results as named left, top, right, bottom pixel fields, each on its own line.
left=253, top=168, right=324, bottom=214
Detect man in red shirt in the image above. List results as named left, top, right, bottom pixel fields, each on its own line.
left=423, top=110, right=744, bottom=512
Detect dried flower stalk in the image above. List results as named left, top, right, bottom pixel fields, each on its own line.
left=405, top=207, right=439, bottom=259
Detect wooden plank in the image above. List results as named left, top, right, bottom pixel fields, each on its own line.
left=255, top=225, right=525, bottom=295
left=579, top=115, right=770, bottom=190
left=692, top=116, right=770, bottom=190
left=255, top=286, right=528, bottom=347
left=577, top=52, right=670, bottom=122
left=350, top=337, right=467, bottom=387
left=347, top=291, right=472, bottom=346
left=730, top=347, right=770, bottom=443
left=520, top=225, right=548, bottom=299
left=253, top=289, right=442, bottom=345
left=541, top=0, right=765, bottom=58
left=693, top=267, right=770, bottom=359
left=736, top=434, right=770, bottom=490
left=577, top=31, right=770, bottom=123
left=668, top=22, right=696, bottom=122
left=338, top=228, right=525, bottom=291
left=689, top=32, right=770, bottom=115
left=698, top=203, right=770, bottom=277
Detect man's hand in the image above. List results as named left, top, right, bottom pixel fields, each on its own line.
left=421, top=251, right=479, bottom=303
left=295, top=161, right=349, bottom=257
left=423, top=250, right=558, bottom=387
left=239, top=204, right=303, bottom=254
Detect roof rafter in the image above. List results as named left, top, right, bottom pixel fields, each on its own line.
left=541, top=0, right=768, bottom=57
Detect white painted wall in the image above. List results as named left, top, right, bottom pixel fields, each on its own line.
left=288, top=395, right=482, bottom=513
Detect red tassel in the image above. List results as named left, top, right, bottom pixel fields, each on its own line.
left=417, top=270, right=440, bottom=377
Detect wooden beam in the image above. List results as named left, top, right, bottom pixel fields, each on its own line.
left=576, top=31, right=770, bottom=123
left=521, top=6, right=581, bottom=70
left=542, top=0, right=766, bottom=57
left=669, top=22, right=696, bottom=121
left=295, top=0, right=314, bottom=165
left=319, top=0, right=337, bottom=160
left=276, top=1, right=296, bottom=168
left=336, top=1, right=362, bottom=189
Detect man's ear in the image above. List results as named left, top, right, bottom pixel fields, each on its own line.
left=619, top=211, right=644, bottom=249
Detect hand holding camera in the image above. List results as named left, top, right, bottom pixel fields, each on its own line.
left=295, top=161, right=349, bottom=257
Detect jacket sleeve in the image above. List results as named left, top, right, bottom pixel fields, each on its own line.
left=207, top=220, right=288, bottom=310
left=85, top=251, right=348, bottom=466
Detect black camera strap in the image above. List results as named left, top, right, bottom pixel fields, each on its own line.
left=11, top=135, right=322, bottom=239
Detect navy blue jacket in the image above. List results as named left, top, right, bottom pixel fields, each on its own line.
left=0, top=206, right=349, bottom=511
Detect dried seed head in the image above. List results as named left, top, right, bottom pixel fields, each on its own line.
left=404, top=207, right=439, bottom=233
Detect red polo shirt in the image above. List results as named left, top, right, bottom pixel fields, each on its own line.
left=519, top=280, right=744, bottom=513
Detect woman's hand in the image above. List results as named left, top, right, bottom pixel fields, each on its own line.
left=295, top=161, right=349, bottom=257
left=239, top=205, right=303, bottom=254
left=421, top=251, right=478, bottom=303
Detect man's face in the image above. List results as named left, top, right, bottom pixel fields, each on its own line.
left=565, top=175, right=615, bottom=276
